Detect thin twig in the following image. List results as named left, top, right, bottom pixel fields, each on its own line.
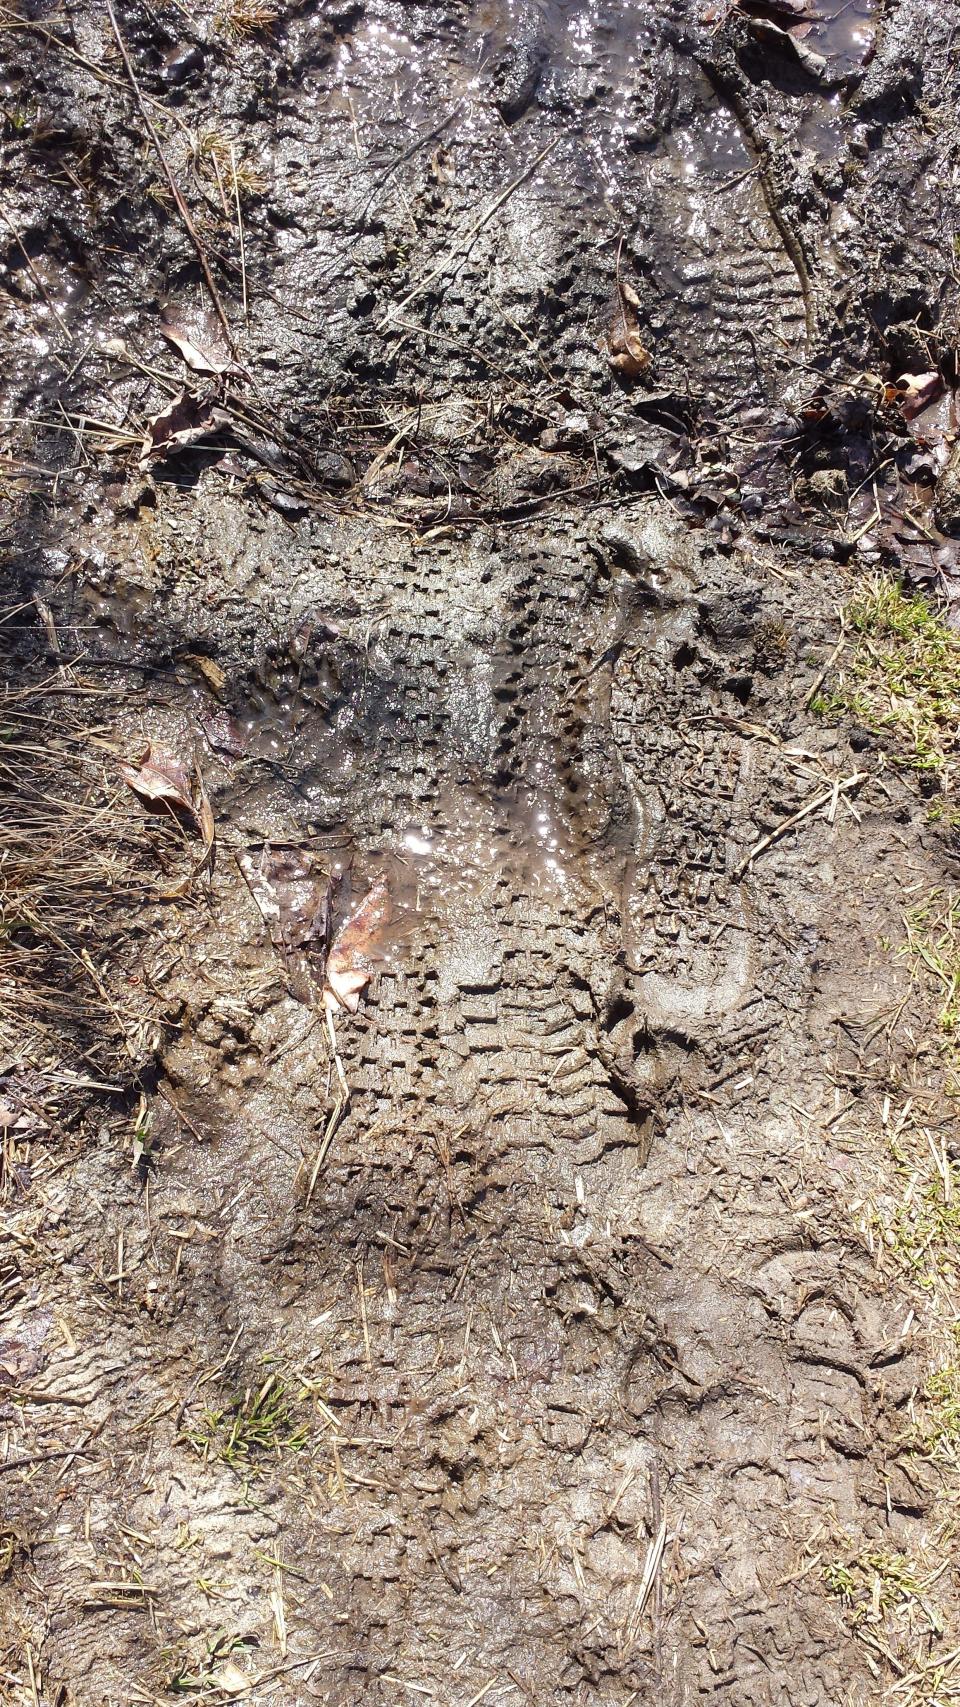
left=738, top=772, right=865, bottom=876
left=0, top=199, right=71, bottom=337
left=0, top=1447, right=94, bottom=1473
left=357, top=102, right=461, bottom=222
left=230, top=144, right=249, bottom=326
left=103, top=0, right=236, bottom=355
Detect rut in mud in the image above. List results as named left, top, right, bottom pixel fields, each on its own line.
left=3, top=2, right=960, bottom=1704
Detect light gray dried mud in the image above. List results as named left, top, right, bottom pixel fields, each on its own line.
left=2, top=2, right=960, bottom=1704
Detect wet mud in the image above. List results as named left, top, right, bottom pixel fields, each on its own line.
left=2, top=1, right=960, bottom=1703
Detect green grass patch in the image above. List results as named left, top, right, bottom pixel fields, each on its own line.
left=814, top=576, right=960, bottom=785
left=873, top=1166, right=960, bottom=1288
left=822, top=1550, right=934, bottom=1626
left=184, top=1373, right=309, bottom=1469
left=921, top=1349, right=960, bottom=1462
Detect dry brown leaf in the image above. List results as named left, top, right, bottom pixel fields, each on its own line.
left=607, top=278, right=650, bottom=382
left=140, top=388, right=224, bottom=467
left=119, top=746, right=194, bottom=813
left=323, top=877, right=391, bottom=1013
left=199, top=709, right=248, bottom=757
left=897, top=370, right=945, bottom=421
left=159, top=303, right=239, bottom=377
left=121, top=747, right=216, bottom=894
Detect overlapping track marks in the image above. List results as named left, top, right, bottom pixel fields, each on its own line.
left=306, top=508, right=904, bottom=1703
left=340, top=523, right=645, bottom=1203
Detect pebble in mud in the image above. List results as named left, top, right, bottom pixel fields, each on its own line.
left=161, top=43, right=205, bottom=86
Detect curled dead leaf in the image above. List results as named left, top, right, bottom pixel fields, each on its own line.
left=323, top=878, right=391, bottom=1014
left=119, top=746, right=193, bottom=812
left=120, top=746, right=215, bottom=892
left=140, top=388, right=225, bottom=468
left=607, top=278, right=650, bottom=382
left=159, top=303, right=241, bottom=378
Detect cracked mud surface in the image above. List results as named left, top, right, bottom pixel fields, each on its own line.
left=3, top=1, right=960, bottom=1702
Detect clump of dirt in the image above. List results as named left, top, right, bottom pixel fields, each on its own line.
left=3, top=1, right=960, bottom=1703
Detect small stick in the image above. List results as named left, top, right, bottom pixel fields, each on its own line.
left=158, top=1083, right=206, bottom=1144
left=738, top=771, right=865, bottom=876
left=0, top=1447, right=94, bottom=1473
left=804, top=615, right=847, bottom=708
left=229, top=145, right=249, bottom=326
left=356, top=1261, right=371, bottom=1369
left=104, top=0, right=236, bottom=355
left=0, top=199, right=72, bottom=337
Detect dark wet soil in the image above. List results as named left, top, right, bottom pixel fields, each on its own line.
left=3, top=1, right=960, bottom=1703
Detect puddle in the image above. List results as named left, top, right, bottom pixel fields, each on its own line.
left=805, top=0, right=876, bottom=73
left=798, top=1, right=877, bottom=156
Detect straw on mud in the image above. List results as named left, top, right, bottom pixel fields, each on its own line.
left=356, top=1261, right=371, bottom=1370
left=269, top=1560, right=287, bottom=1654
left=626, top=1517, right=667, bottom=1645
left=804, top=616, right=847, bottom=708
left=0, top=199, right=71, bottom=338
left=737, top=771, right=865, bottom=876
left=305, top=1095, right=346, bottom=1204
left=230, top=143, right=249, bottom=325
left=25, top=1644, right=39, bottom=1707
left=104, top=0, right=236, bottom=356
left=304, top=1007, right=349, bottom=1203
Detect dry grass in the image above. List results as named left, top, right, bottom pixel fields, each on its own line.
left=814, top=886, right=960, bottom=1700
left=0, top=687, right=164, bottom=1136
left=818, top=1536, right=958, bottom=1700
left=900, top=890, right=960, bottom=1096
left=214, top=0, right=280, bottom=42
left=194, top=130, right=266, bottom=201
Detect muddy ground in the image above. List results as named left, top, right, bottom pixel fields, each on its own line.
left=3, top=0, right=960, bottom=1702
